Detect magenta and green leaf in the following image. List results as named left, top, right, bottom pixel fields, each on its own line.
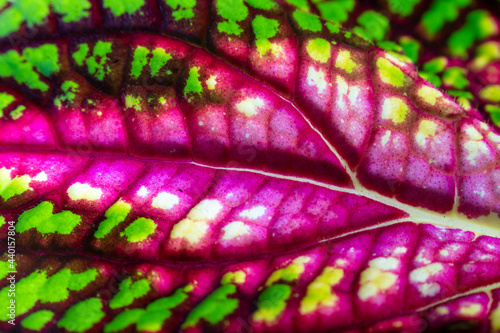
left=0, top=0, right=500, bottom=332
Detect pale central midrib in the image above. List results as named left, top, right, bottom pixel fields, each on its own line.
left=192, top=161, right=500, bottom=239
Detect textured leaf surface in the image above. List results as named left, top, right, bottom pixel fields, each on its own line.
left=0, top=0, right=500, bottom=332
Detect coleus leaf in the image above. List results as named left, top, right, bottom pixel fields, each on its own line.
left=0, top=0, right=499, bottom=332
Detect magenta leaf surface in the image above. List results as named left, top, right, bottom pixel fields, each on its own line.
left=0, top=0, right=500, bottom=332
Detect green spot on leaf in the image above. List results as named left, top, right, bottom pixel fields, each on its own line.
left=182, top=284, right=238, bottom=328
left=0, top=93, right=15, bottom=118
left=110, top=278, right=151, bottom=309
left=306, top=38, right=331, bottom=63
left=284, top=0, right=309, bottom=11
left=442, top=67, right=469, bottom=89
left=16, top=201, right=82, bottom=234
left=253, top=284, right=291, bottom=324
left=377, top=57, right=405, bottom=87
left=103, top=0, right=145, bottom=16
left=317, top=0, right=354, bottom=23
left=387, top=0, right=420, bottom=16
left=150, top=48, right=172, bottom=76
left=21, top=310, right=54, bottom=330
left=184, top=66, right=202, bottom=99
left=421, top=0, right=471, bottom=38
left=293, top=10, right=322, bottom=32
left=399, top=36, right=421, bottom=63
left=165, top=0, right=196, bottom=20
left=0, top=167, right=33, bottom=201
left=448, top=10, right=497, bottom=58
left=120, top=217, right=157, bottom=243
left=252, top=15, right=280, bottom=55
left=355, top=10, right=389, bottom=42
left=58, top=298, right=105, bottom=332
left=54, top=80, right=79, bottom=108
left=10, top=105, right=25, bottom=120
left=0, top=44, right=60, bottom=91
left=130, top=46, right=150, bottom=79
left=95, top=199, right=131, bottom=238
left=245, top=0, right=276, bottom=10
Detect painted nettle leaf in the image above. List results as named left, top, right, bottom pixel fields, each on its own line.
left=286, top=0, right=500, bottom=129
left=0, top=0, right=500, bottom=332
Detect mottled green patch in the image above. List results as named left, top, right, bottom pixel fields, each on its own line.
left=110, top=278, right=151, bottom=309
left=0, top=216, right=4, bottom=228
left=382, top=97, right=409, bottom=124
left=105, top=309, right=145, bottom=332
left=421, top=0, right=471, bottom=37
left=387, top=0, right=420, bottom=16
left=479, top=85, right=500, bottom=103
left=252, top=15, right=280, bottom=55
left=58, top=298, right=105, bottom=332
left=448, top=10, right=497, bottom=58
left=39, top=268, right=98, bottom=303
left=125, top=94, right=143, bottom=111
left=354, top=10, right=389, bottom=42
left=253, top=284, right=291, bottom=324
left=0, top=167, right=33, bottom=201
left=0, top=44, right=60, bottom=91
left=221, top=270, right=246, bottom=285
left=54, top=80, right=79, bottom=108
left=218, top=20, right=243, bottom=36
left=0, top=92, right=14, bottom=118
left=131, top=46, right=150, bottom=79
left=399, top=36, right=421, bottom=63
left=471, top=42, right=500, bottom=71
left=0, top=270, right=46, bottom=321
left=335, top=50, right=356, bottom=73
left=16, top=201, right=82, bottom=234
left=285, top=0, right=308, bottom=11
left=317, top=0, right=354, bottom=23
left=0, top=267, right=97, bottom=322
left=0, top=8, right=24, bottom=38
left=182, top=284, right=238, bottom=328
left=184, top=67, right=202, bottom=99
left=419, top=72, right=442, bottom=87
left=10, top=105, right=25, bottom=120
left=293, top=10, right=322, bottom=32
left=72, top=43, right=89, bottom=66
left=103, top=0, right=145, bottom=16
left=306, top=38, right=330, bottom=63
left=23, top=44, right=61, bottom=76
left=165, top=0, right=196, bottom=20
left=52, top=0, right=92, bottom=23
left=325, top=22, right=340, bottom=34
left=150, top=48, right=172, bottom=76
left=266, top=256, right=310, bottom=286
left=0, top=256, right=12, bottom=280
left=138, top=288, right=189, bottom=331
left=95, top=199, right=131, bottom=239
left=442, top=67, right=469, bottom=89
left=87, top=41, right=113, bottom=80
left=21, top=310, right=54, bottom=330
left=377, top=57, right=405, bottom=87
left=447, top=90, right=473, bottom=99
left=377, top=41, right=402, bottom=53
left=120, top=217, right=157, bottom=243
left=485, top=104, right=500, bottom=125
left=217, top=0, right=248, bottom=21
left=423, top=57, right=447, bottom=73
left=245, top=0, right=276, bottom=10
left=215, top=0, right=248, bottom=36
left=105, top=287, right=189, bottom=332
left=300, top=267, right=343, bottom=314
